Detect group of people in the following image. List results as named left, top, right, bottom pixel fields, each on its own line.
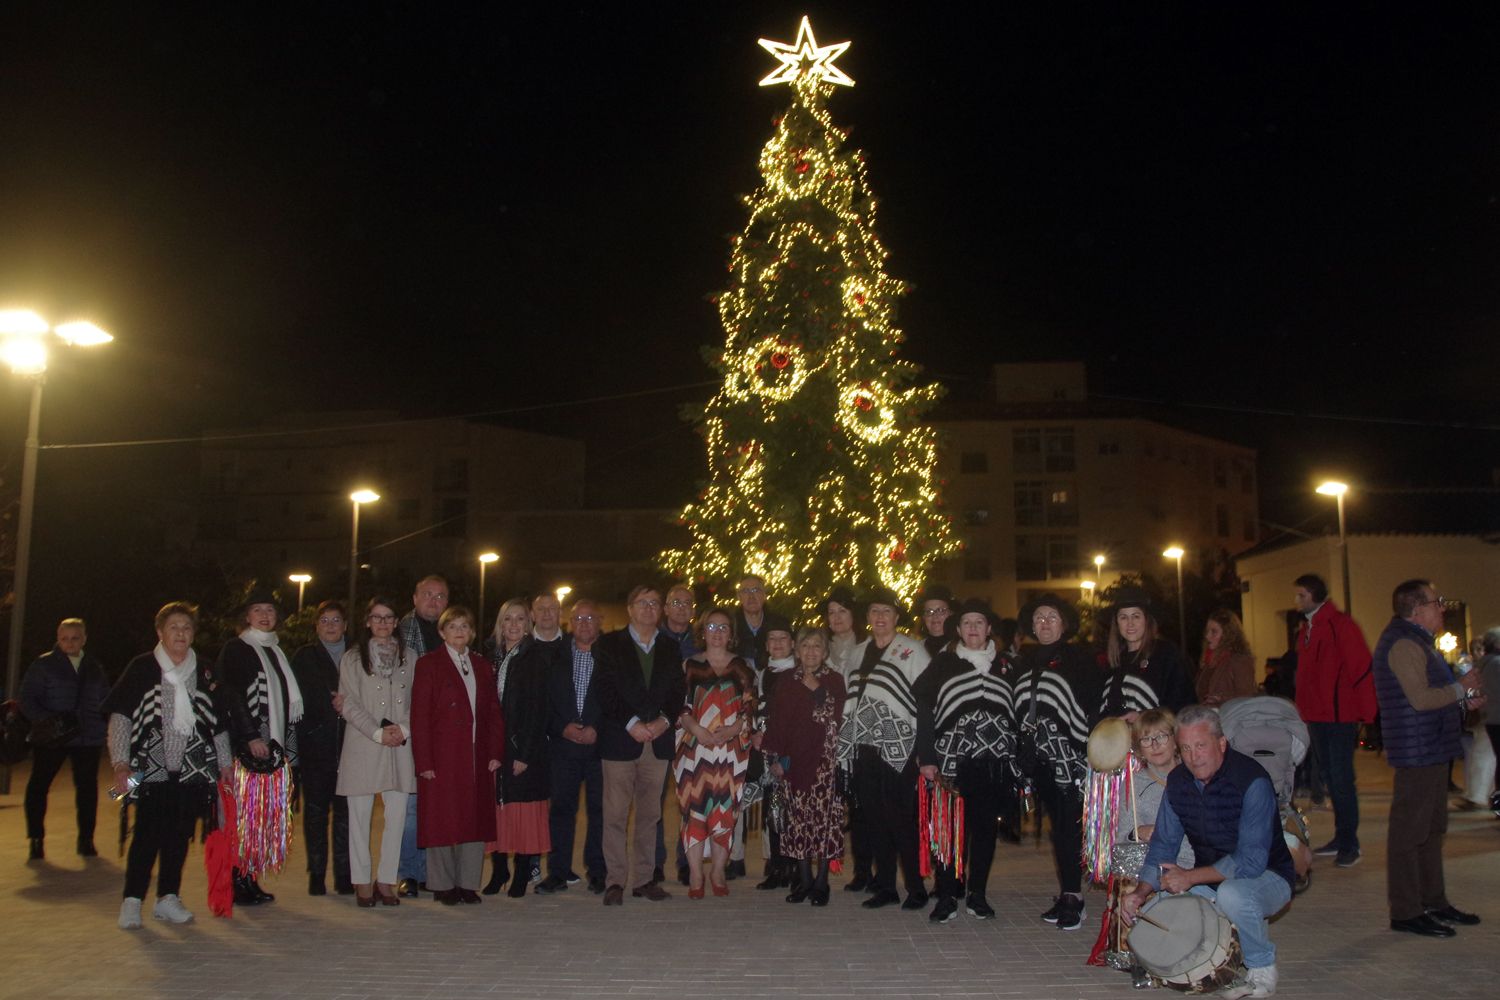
left=18, top=567, right=1487, bottom=999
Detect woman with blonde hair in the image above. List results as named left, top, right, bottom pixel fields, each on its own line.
left=1198, top=609, right=1257, bottom=705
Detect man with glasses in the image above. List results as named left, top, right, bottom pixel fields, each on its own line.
left=395, top=574, right=450, bottom=896
left=289, top=601, right=355, bottom=895
left=594, top=586, right=685, bottom=905
left=539, top=598, right=609, bottom=894
left=1291, top=573, right=1375, bottom=869
left=733, top=574, right=790, bottom=667
left=1373, top=580, right=1485, bottom=938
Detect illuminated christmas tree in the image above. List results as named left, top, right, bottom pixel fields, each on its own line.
left=662, top=17, right=958, bottom=615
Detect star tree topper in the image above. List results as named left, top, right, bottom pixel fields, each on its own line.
left=758, top=16, right=854, bottom=87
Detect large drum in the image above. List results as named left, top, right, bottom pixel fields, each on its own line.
left=1128, top=894, right=1240, bottom=993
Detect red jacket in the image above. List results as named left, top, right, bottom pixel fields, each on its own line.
left=1293, top=602, right=1377, bottom=723
left=412, top=648, right=505, bottom=848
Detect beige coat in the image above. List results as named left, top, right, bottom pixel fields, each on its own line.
left=336, top=644, right=417, bottom=795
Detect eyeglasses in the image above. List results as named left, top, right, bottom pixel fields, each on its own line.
left=1138, top=733, right=1171, bottom=748
left=1032, top=613, right=1062, bottom=624
left=738, top=586, right=763, bottom=596
left=668, top=599, right=694, bottom=609
left=317, top=617, right=344, bottom=625
left=1418, top=596, right=1445, bottom=608
left=704, top=622, right=731, bottom=633
left=571, top=615, right=599, bottom=624
left=368, top=614, right=396, bottom=624
left=922, top=608, right=951, bottom=618
left=633, top=599, right=661, bottom=609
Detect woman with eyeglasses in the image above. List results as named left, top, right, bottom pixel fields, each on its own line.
left=672, top=607, right=757, bottom=897
left=1012, top=593, right=1104, bottom=932
left=337, top=598, right=418, bottom=907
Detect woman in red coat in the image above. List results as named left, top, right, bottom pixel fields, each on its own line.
left=411, top=606, right=505, bottom=905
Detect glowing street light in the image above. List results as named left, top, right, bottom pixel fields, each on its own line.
left=555, top=585, right=573, bottom=607
left=288, top=573, right=312, bottom=614
left=1162, top=546, right=1186, bottom=644
left=1080, top=579, right=1096, bottom=607
left=348, top=489, right=380, bottom=612
left=1316, top=480, right=1352, bottom=614
left=477, top=552, right=500, bottom=631
left=1, top=311, right=113, bottom=725
left=1092, top=553, right=1106, bottom=587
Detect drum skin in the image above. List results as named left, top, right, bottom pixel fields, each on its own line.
left=1128, top=894, right=1241, bottom=993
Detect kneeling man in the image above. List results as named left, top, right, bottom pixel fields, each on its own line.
left=1122, top=704, right=1294, bottom=999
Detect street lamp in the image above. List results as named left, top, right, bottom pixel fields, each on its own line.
left=348, top=489, right=380, bottom=613
left=1162, top=545, right=1186, bottom=645
left=1316, top=481, right=1351, bottom=614
left=1, top=310, right=113, bottom=708
left=477, top=552, right=500, bottom=630
left=1093, top=553, right=1106, bottom=584
left=288, top=573, right=312, bottom=614
left=1080, top=579, right=1096, bottom=601
left=555, top=585, right=573, bottom=607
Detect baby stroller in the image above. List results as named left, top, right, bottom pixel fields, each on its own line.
left=1219, top=696, right=1314, bottom=895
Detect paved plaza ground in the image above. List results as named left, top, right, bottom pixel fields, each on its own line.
left=1, top=750, right=1496, bottom=999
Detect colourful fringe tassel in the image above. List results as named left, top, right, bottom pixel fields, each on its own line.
left=917, top=776, right=965, bottom=880
left=234, top=761, right=293, bottom=876
left=1081, top=751, right=1133, bottom=885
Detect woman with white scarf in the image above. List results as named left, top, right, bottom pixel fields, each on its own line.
left=215, top=588, right=304, bottom=905
left=103, top=602, right=232, bottom=929
left=914, top=598, right=1018, bottom=924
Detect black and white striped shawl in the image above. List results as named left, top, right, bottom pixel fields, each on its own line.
left=101, top=654, right=221, bottom=785
left=1012, top=643, right=1105, bottom=790
left=914, top=648, right=1017, bottom=779
left=837, top=633, right=931, bottom=769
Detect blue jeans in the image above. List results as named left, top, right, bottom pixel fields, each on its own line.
left=398, top=792, right=426, bottom=883
left=1309, top=721, right=1360, bottom=851
left=1189, top=869, right=1292, bottom=969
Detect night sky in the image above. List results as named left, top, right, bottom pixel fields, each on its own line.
left=3, top=3, right=1499, bottom=527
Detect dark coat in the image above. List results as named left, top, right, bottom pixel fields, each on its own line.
left=21, top=645, right=110, bottom=746
left=545, top=639, right=603, bottom=761
left=411, top=648, right=506, bottom=848
left=289, top=642, right=344, bottom=771
left=594, top=628, right=684, bottom=762
left=499, top=638, right=553, bottom=803
left=734, top=609, right=792, bottom=666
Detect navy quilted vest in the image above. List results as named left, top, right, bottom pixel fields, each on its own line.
left=1371, top=617, right=1461, bottom=768
left=1166, top=747, right=1295, bottom=889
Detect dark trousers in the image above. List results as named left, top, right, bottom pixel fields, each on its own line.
left=297, top=761, right=349, bottom=887
left=124, top=776, right=208, bottom=900
left=548, top=750, right=605, bottom=879
left=852, top=749, right=922, bottom=896
left=848, top=798, right=872, bottom=880
left=1387, top=762, right=1450, bottom=920
left=25, top=744, right=101, bottom=841
left=1034, top=777, right=1084, bottom=894
left=937, top=757, right=1008, bottom=899
left=1310, top=721, right=1360, bottom=851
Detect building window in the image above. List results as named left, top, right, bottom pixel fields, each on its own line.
left=1097, top=436, right=1120, bottom=456
left=1047, top=487, right=1078, bottom=527
left=1216, top=503, right=1230, bottom=538
left=963, top=556, right=992, bottom=581
left=1048, top=536, right=1079, bottom=578
left=1015, top=534, right=1078, bottom=580
left=1017, top=481, right=1076, bottom=527
left=435, top=458, right=469, bottom=493
left=1243, top=512, right=1257, bottom=543
left=1015, top=482, right=1044, bottom=526
left=435, top=498, right=468, bottom=538
left=1013, top=429, right=1042, bottom=472
left=959, top=451, right=989, bottom=474
left=1213, top=458, right=1228, bottom=489
left=305, top=501, right=327, bottom=523
left=1044, top=428, right=1075, bottom=472
left=1239, top=464, right=1255, bottom=495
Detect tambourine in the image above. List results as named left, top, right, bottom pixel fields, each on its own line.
left=236, top=739, right=287, bottom=774
left=1087, top=717, right=1132, bottom=773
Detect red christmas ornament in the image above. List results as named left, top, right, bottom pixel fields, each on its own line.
left=770, top=352, right=790, bottom=370
left=889, top=542, right=907, bottom=563
left=855, top=394, right=873, bottom=412
left=796, top=161, right=810, bottom=174
left=855, top=293, right=866, bottom=305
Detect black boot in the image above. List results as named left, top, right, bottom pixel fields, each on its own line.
left=810, top=860, right=831, bottom=906
left=786, top=860, right=813, bottom=903
left=506, top=855, right=530, bottom=898
left=757, top=859, right=787, bottom=890
left=249, top=875, right=275, bottom=903
left=233, top=868, right=262, bottom=906
left=307, top=837, right=328, bottom=896
left=483, top=852, right=510, bottom=895
left=28, top=838, right=44, bottom=861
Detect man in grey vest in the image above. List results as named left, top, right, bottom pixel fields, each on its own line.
left=1371, top=579, right=1484, bottom=938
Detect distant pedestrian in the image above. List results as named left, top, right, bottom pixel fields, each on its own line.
left=1198, top=608, right=1258, bottom=706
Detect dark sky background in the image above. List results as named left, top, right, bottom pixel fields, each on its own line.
left=3, top=3, right=1500, bottom=534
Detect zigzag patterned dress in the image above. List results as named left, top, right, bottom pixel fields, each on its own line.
left=673, top=658, right=757, bottom=853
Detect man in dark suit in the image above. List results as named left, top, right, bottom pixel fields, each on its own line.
left=594, top=585, right=684, bottom=905
left=22, top=618, right=110, bottom=860
left=289, top=600, right=353, bottom=896
left=538, top=597, right=607, bottom=895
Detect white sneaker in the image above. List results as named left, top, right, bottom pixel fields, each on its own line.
left=1222, top=965, right=1277, bottom=999
left=152, top=893, right=195, bottom=924
left=118, top=897, right=144, bottom=930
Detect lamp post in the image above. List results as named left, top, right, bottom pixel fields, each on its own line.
left=1093, top=553, right=1105, bottom=585
left=348, top=489, right=380, bottom=614
left=288, top=573, right=312, bottom=614
left=1316, top=481, right=1351, bottom=614
left=1, top=312, right=113, bottom=705
left=477, top=552, right=499, bottom=631
left=1162, top=545, right=1186, bottom=645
